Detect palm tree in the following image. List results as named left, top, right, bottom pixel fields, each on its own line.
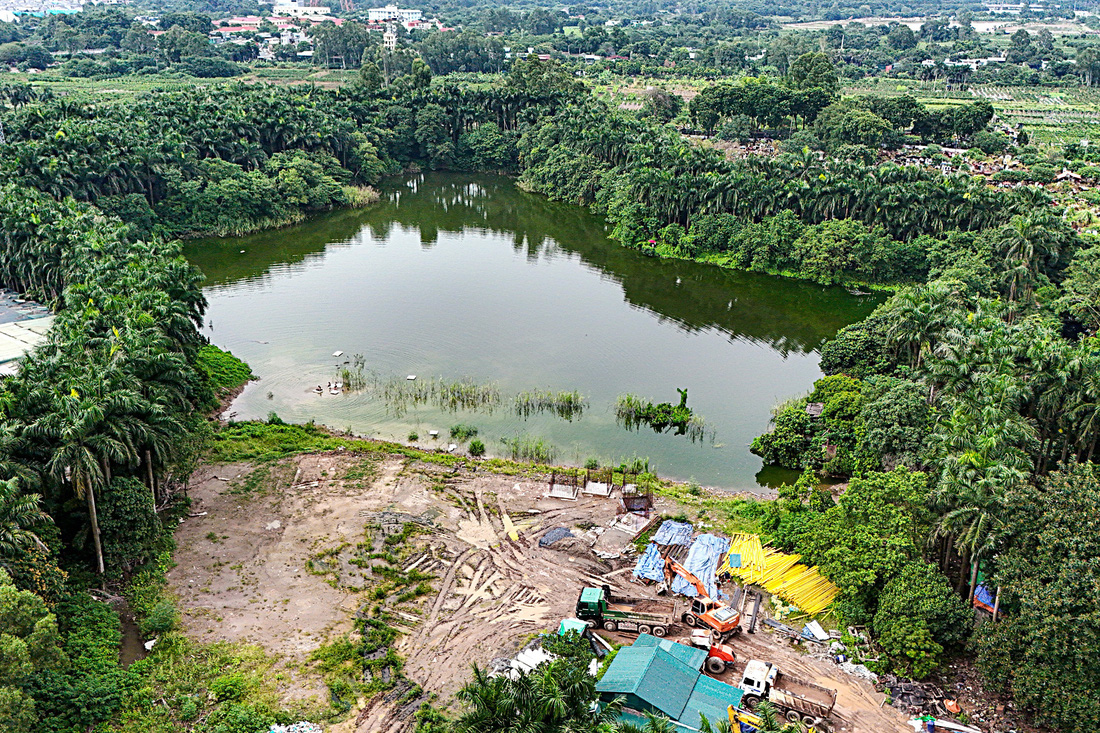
left=25, top=387, right=136, bottom=575
left=0, top=478, right=50, bottom=556
left=454, top=660, right=622, bottom=733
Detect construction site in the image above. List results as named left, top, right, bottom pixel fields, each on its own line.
left=168, top=449, right=979, bottom=733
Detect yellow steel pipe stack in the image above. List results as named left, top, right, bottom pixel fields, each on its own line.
left=718, top=536, right=839, bottom=615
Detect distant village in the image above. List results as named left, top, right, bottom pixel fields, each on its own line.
left=0, top=0, right=453, bottom=60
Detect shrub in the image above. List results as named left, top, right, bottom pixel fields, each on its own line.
left=209, top=673, right=247, bottom=702
left=139, top=600, right=178, bottom=636
left=407, top=432, right=419, bottom=442
left=468, top=439, right=486, bottom=457
left=873, top=560, right=970, bottom=675
left=878, top=618, right=941, bottom=679
left=98, top=477, right=164, bottom=573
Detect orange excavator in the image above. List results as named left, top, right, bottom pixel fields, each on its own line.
left=663, top=559, right=742, bottom=643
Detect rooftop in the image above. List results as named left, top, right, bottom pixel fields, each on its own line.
left=0, top=290, right=53, bottom=375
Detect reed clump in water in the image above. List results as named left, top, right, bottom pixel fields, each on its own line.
left=450, top=423, right=479, bottom=442
left=338, top=354, right=367, bottom=392
left=500, top=435, right=557, bottom=464
left=377, top=376, right=502, bottom=417
left=514, top=389, right=587, bottom=421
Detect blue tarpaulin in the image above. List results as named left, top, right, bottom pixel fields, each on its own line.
left=633, top=543, right=666, bottom=582
left=974, top=583, right=996, bottom=611
left=672, top=534, right=731, bottom=599
left=652, top=520, right=694, bottom=547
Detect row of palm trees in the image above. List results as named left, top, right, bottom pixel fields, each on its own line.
left=0, top=80, right=585, bottom=213
left=883, top=276, right=1100, bottom=598
left=0, top=183, right=205, bottom=575
left=519, top=101, right=1055, bottom=245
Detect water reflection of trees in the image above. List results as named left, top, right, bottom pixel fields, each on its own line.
left=188, top=172, right=882, bottom=356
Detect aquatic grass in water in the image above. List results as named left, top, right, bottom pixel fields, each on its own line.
left=514, top=389, right=588, bottom=420
left=500, top=434, right=557, bottom=464
left=338, top=354, right=367, bottom=393
left=450, top=424, right=479, bottom=442
left=616, top=392, right=712, bottom=444
left=375, top=375, right=502, bottom=417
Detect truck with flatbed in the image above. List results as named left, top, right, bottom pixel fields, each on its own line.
left=738, top=659, right=837, bottom=729
left=575, top=585, right=675, bottom=637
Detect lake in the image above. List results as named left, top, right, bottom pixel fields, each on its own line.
left=186, top=173, right=882, bottom=491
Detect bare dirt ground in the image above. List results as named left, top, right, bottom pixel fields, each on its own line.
left=169, top=451, right=913, bottom=732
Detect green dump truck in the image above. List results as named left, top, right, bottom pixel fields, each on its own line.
left=575, top=585, right=675, bottom=637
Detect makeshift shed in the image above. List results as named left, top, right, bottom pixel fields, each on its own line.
left=597, top=644, right=698, bottom=719
left=597, top=643, right=743, bottom=731
left=680, top=674, right=744, bottom=730
left=632, top=632, right=707, bottom=671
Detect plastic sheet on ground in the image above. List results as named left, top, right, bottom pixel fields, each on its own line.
left=539, top=527, right=574, bottom=547
left=632, top=542, right=666, bottom=582
left=671, top=533, right=730, bottom=599
left=270, top=724, right=323, bottom=733
left=651, top=519, right=693, bottom=546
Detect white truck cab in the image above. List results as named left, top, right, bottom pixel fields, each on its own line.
left=738, top=659, right=779, bottom=697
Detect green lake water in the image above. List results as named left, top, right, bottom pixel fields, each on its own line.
left=186, top=173, right=883, bottom=491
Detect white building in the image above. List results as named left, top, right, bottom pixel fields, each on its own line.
left=367, top=4, right=421, bottom=24
left=272, top=1, right=331, bottom=18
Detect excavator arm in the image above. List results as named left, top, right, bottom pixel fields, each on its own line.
left=665, top=559, right=711, bottom=600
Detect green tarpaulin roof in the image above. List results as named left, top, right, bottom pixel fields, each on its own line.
left=599, top=637, right=745, bottom=731
left=596, top=645, right=698, bottom=719
left=558, top=618, right=588, bottom=636
left=681, top=674, right=744, bottom=731
left=632, top=633, right=708, bottom=671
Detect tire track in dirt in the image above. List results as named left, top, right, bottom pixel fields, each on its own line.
left=427, top=546, right=479, bottom=625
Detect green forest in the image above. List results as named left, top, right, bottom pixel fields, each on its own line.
left=0, top=9, right=1098, bottom=729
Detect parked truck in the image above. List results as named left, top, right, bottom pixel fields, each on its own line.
left=575, top=586, right=675, bottom=637
left=682, top=629, right=737, bottom=674
left=738, top=659, right=837, bottom=729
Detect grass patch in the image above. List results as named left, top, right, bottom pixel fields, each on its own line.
left=208, top=421, right=374, bottom=463
left=342, top=457, right=379, bottom=484
left=652, top=482, right=766, bottom=537
left=196, top=345, right=253, bottom=408
left=616, top=392, right=711, bottom=443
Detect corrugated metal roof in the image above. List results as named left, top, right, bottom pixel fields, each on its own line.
left=632, top=633, right=708, bottom=671
left=596, top=645, right=698, bottom=719
left=0, top=316, right=54, bottom=365
left=680, top=674, right=744, bottom=731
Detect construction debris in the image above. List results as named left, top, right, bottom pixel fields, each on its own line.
left=269, top=723, right=323, bottom=733
left=876, top=674, right=955, bottom=718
